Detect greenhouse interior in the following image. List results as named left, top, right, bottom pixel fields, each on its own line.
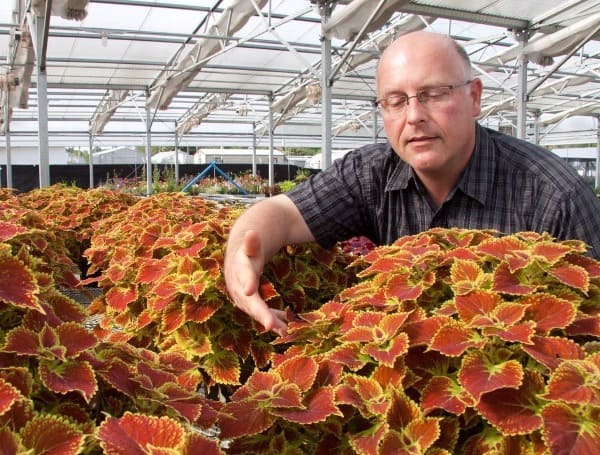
left=0, top=0, right=599, bottom=192
left=0, top=2, right=600, bottom=454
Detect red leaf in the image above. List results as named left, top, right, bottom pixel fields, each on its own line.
left=21, top=414, right=84, bottom=455
left=0, top=256, right=43, bottom=313
left=403, top=315, right=451, bottom=346
left=105, top=285, right=138, bottom=311
left=492, top=263, right=537, bottom=295
left=542, top=402, right=600, bottom=455
left=522, top=293, right=576, bottom=333
left=544, top=359, right=600, bottom=405
left=476, top=371, right=544, bottom=435
left=450, top=259, right=484, bottom=295
left=272, top=386, right=341, bottom=424
left=458, top=351, right=524, bottom=401
left=362, top=333, right=409, bottom=367
left=531, top=242, right=572, bottom=263
left=482, top=321, right=536, bottom=344
left=327, top=343, right=367, bottom=371
left=135, top=258, right=171, bottom=283
left=385, top=273, right=427, bottom=301
left=0, top=378, right=23, bottom=416
left=276, top=356, right=318, bottom=392
left=421, top=376, right=474, bottom=415
left=430, top=323, right=486, bottom=356
left=98, top=412, right=185, bottom=454
left=521, top=335, right=585, bottom=371
left=566, top=314, right=600, bottom=337
left=3, top=327, right=41, bottom=356
left=183, top=433, right=223, bottom=455
left=0, top=221, right=27, bottom=241
left=218, top=400, right=276, bottom=439
left=56, top=322, right=98, bottom=357
left=39, top=359, right=97, bottom=402
left=455, top=290, right=502, bottom=324
left=349, top=421, right=386, bottom=455
left=548, top=263, right=589, bottom=292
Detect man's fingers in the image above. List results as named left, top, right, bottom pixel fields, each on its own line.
left=241, top=230, right=261, bottom=258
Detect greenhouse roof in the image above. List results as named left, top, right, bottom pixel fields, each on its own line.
left=0, top=0, right=599, bottom=151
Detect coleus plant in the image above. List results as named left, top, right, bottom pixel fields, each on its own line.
left=0, top=189, right=229, bottom=453
left=82, top=192, right=359, bottom=391
left=216, top=228, right=600, bottom=454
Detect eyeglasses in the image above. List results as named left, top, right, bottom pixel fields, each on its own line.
left=376, top=80, right=472, bottom=115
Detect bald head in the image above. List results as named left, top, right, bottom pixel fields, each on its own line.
left=377, top=32, right=472, bottom=92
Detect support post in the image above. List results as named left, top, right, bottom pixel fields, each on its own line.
left=88, top=132, right=94, bottom=188
left=515, top=30, right=529, bottom=140
left=268, top=93, right=274, bottom=187
left=319, top=2, right=332, bottom=170
left=145, top=90, right=152, bottom=196
left=174, top=124, right=180, bottom=183
left=33, top=15, right=50, bottom=187
left=4, top=82, right=12, bottom=188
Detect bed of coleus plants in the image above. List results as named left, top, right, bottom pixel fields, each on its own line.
left=0, top=185, right=598, bottom=454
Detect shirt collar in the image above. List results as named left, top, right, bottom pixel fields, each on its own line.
left=384, top=123, right=494, bottom=206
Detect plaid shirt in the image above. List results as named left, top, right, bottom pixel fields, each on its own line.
left=287, top=124, right=600, bottom=259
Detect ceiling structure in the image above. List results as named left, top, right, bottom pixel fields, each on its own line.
left=0, top=0, right=599, bottom=160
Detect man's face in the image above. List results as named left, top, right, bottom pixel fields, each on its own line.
left=376, top=35, right=482, bottom=177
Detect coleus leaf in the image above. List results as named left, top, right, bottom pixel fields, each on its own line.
left=385, top=270, right=436, bottom=301
left=348, top=421, right=386, bottom=455
left=271, top=386, right=342, bottom=424
left=3, top=327, right=43, bottom=356
left=362, top=333, right=409, bottom=367
left=98, top=412, right=185, bottom=454
left=421, top=376, right=475, bottom=415
left=135, top=257, right=172, bottom=283
left=0, top=427, right=23, bottom=454
left=450, top=259, right=486, bottom=295
left=379, top=418, right=441, bottom=455
left=153, top=383, right=204, bottom=422
left=0, top=221, right=27, bottom=241
left=336, top=374, right=389, bottom=417
left=482, top=320, right=536, bottom=344
left=105, top=285, right=138, bottom=311
left=20, top=414, right=84, bottom=455
left=458, top=351, right=524, bottom=401
left=543, top=356, right=600, bottom=405
left=455, top=290, right=502, bottom=325
left=275, top=356, right=318, bottom=392
left=183, top=433, right=224, bottom=455
left=542, top=402, right=600, bottom=455
left=429, top=322, right=486, bottom=356
left=522, top=293, right=577, bottom=333
left=327, top=343, right=368, bottom=371
left=566, top=314, right=600, bottom=337
left=0, top=256, right=43, bottom=313
left=202, top=350, right=240, bottom=385
left=56, top=322, right=98, bottom=358
left=403, top=315, right=452, bottom=346
left=218, top=399, right=276, bottom=439
left=521, top=335, right=585, bottom=371
left=477, top=370, right=545, bottom=436
left=548, top=263, right=589, bottom=292
left=0, top=378, right=23, bottom=417
left=38, top=359, right=97, bottom=402
left=492, top=262, right=537, bottom=295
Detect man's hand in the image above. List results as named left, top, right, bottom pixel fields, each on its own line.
left=224, top=230, right=288, bottom=336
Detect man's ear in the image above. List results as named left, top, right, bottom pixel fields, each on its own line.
left=470, top=78, right=483, bottom=117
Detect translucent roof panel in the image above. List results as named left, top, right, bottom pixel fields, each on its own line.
left=0, top=0, right=598, bottom=150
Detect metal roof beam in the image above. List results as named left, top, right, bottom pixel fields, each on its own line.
left=398, top=4, right=529, bottom=29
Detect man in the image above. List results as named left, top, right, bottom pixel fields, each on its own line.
left=224, top=31, right=600, bottom=336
